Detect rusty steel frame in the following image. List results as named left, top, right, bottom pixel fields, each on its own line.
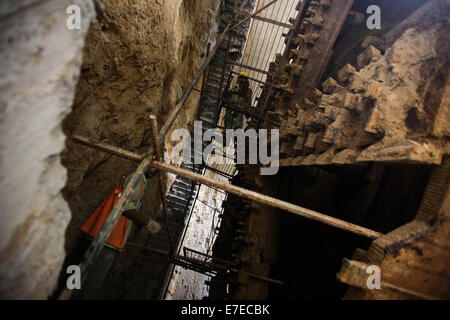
left=124, top=242, right=283, bottom=285
left=230, top=0, right=278, bottom=31
left=73, top=134, right=144, bottom=161
left=75, top=132, right=237, bottom=168
left=209, top=65, right=268, bottom=85
left=226, top=60, right=273, bottom=76
left=173, top=246, right=283, bottom=285
left=256, top=0, right=312, bottom=128
left=229, top=70, right=267, bottom=84
left=193, top=88, right=259, bottom=117
left=151, top=161, right=383, bottom=240
left=212, top=0, right=280, bottom=126
left=149, top=114, right=174, bottom=254
left=183, top=247, right=237, bottom=268
left=236, top=10, right=293, bottom=29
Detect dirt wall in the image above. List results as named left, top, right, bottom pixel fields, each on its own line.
left=0, top=0, right=96, bottom=299
left=61, top=0, right=221, bottom=270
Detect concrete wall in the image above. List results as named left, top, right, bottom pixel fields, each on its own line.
left=0, top=0, right=95, bottom=299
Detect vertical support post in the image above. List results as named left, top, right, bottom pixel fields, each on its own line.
left=149, top=114, right=174, bottom=254
left=213, top=32, right=233, bottom=126
left=198, top=43, right=211, bottom=120
left=256, top=0, right=311, bottom=128
left=230, top=0, right=278, bottom=31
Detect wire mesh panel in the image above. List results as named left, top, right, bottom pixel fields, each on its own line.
left=234, top=0, right=299, bottom=107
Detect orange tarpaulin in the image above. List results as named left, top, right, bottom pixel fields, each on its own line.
left=81, top=178, right=130, bottom=249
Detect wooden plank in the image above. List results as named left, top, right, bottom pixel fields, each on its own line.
left=237, top=11, right=293, bottom=29
left=73, top=135, right=144, bottom=161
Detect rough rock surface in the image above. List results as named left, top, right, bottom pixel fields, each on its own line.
left=62, top=0, right=221, bottom=257
left=276, top=1, right=449, bottom=167
left=0, top=0, right=96, bottom=299
left=356, top=23, right=448, bottom=162
left=0, top=0, right=223, bottom=299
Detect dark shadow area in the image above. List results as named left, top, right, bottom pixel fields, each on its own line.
left=268, top=163, right=432, bottom=299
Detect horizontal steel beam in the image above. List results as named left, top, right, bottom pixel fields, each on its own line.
left=151, top=161, right=383, bottom=240
left=226, top=60, right=272, bottom=76
left=237, top=11, right=293, bottom=29
left=193, top=88, right=259, bottom=117
left=72, top=136, right=383, bottom=239
left=73, top=134, right=144, bottom=161
left=230, top=0, right=278, bottom=31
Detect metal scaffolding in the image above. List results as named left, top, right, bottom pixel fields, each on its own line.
left=60, top=0, right=385, bottom=300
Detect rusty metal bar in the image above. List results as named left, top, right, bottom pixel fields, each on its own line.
left=208, top=66, right=267, bottom=85
left=237, top=11, right=293, bottom=29
left=151, top=161, right=383, bottom=240
left=128, top=242, right=283, bottom=285
left=175, top=253, right=284, bottom=285
left=73, top=134, right=236, bottom=164
left=226, top=60, right=272, bottom=75
left=193, top=88, right=259, bottom=118
left=230, top=70, right=267, bottom=84
left=149, top=114, right=174, bottom=254
left=184, top=247, right=237, bottom=267
left=230, top=0, right=278, bottom=31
